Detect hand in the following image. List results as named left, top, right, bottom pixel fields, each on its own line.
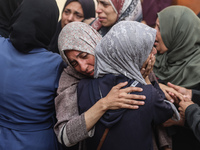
left=178, top=96, right=194, bottom=118
left=102, top=81, right=146, bottom=110
left=163, top=115, right=185, bottom=127
left=159, top=83, right=184, bottom=104
left=141, top=54, right=155, bottom=79
left=167, top=82, right=192, bottom=99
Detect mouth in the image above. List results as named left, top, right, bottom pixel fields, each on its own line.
left=98, top=17, right=106, bottom=22
left=154, top=40, right=158, bottom=47
left=86, top=70, right=94, bottom=76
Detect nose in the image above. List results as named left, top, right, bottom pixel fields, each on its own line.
left=67, top=13, right=74, bottom=22
left=79, top=62, right=88, bottom=73
left=96, top=4, right=102, bottom=14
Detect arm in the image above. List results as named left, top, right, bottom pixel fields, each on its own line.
left=54, top=68, right=146, bottom=147
left=179, top=97, right=200, bottom=141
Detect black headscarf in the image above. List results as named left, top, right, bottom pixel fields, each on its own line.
left=0, top=0, right=23, bottom=38
left=10, top=0, right=59, bottom=53
left=48, top=0, right=95, bottom=54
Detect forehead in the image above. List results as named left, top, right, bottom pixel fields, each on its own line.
left=64, top=50, right=80, bottom=58
left=65, top=1, right=83, bottom=13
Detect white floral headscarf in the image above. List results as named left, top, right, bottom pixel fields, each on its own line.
left=58, top=22, right=102, bottom=66
left=94, top=21, right=156, bottom=85
left=92, top=0, right=143, bottom=35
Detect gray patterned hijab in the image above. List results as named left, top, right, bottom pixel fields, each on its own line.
left=94, top=21, right=156, bottom=85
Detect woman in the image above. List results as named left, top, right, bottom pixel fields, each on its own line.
left=55, top=22, right=146, bottom=149
left=76, top=21, right=174, bottom=150
left=153, top=6, right=200, bottom=150
left=91, top=0, right=143, bottom=36
left=0, top=0, right=23, bottom=38
left=0, top=0, right=64, bottom=149
left=153, top=6, right=200, bottom=90
left=49, top=0, right=95, bottom=54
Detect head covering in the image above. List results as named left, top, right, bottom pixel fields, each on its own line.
left=9, top=0, right=59, bottom=53
left=94, top=21, right=156, bottom=85
left=141, top=0, right=172, bottom=27
left=0, top=0, right=23, bottom=38
left=91, top=0, right=143, bottom=36
left=62, top=0, right=95, bottom=19
left=48, top=0, right=96, bottom=53
left=58, top=22, right=102, bottom=66
left=153, top=6, right=200, bottom=89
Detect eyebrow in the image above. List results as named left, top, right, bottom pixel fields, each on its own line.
left=69, top=52, right=84, bottom=64
left=65, top=8, right=84, bottom=16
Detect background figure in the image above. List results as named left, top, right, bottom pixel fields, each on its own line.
left=48, top=0, right=95, bottom=54
left=0, top=0, right=64, bottom=149
left=0, top=0, right=23, bottom=38
left=141, top=0, right=172, bottom=27
left=166, top=82, right=200, bottom=142
left=153, top=6, right=200, bottom=150
left=77, top=21, right=174, bottom=150
left=91, top=0, right=143, bottom=36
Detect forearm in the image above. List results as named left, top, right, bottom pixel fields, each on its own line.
left=84, top=98, right=107, bottom=131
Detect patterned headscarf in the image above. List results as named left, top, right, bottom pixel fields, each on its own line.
left=153, top=6, right=200, bottom=89
left=92, top=0, right=142, bottom=36
left=58, top=22, right=102, bottom=66
left=94, top=21, right=156, bottom=85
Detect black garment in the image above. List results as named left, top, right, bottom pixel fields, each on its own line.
left=0, top=0, right=23, bottom=38
left=192, top=89, right=200, bottom=106
left=10, top=0, right=59, bottom=53
left=78, top=74, right=173, bottom=150
left=185, top=104, right=200, bottom=142
left=48, top=0, right=95, bottom=54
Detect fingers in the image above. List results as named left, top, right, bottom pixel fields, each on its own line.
left=114, top=81, right=128, bottom=90
left=164, top=91, right=174, bottom=103
left=167, top=82, right=180, bottom=91
left=120, top=86, right=143, bottom=93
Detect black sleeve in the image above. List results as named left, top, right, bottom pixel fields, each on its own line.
left=185, top=104, right=200, bottom=142
left=192, top=89, right=200, bottom=106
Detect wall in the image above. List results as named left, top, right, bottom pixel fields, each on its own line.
left=172, top=0, right=200, bottom=14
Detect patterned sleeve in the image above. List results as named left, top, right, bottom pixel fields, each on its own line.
left=54, top=67, right=93, bottom=147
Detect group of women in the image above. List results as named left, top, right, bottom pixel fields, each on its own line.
left=0, top=0, right=200, bottom=150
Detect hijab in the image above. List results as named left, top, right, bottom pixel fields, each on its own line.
left=9, top=0, right=59, bottom=53
left=0, top=0, right=23, bottom=38
left=58, top=22, right=102, bottom=67
left=49, top=0, right=96, bottom=53
left=153, top=6, right=200, bottom=89
left=91, top=0, right=143, bottom=36
left=94, top=21, right=156, bottom=85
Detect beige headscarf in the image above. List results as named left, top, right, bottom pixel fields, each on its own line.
left=58, top=22, right=102, bottom=67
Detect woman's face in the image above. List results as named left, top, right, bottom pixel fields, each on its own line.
left=154, top=18, right=168, bottom=54
left=61, top=2, right=84, bottom=28
left=65, top=50, right=95, bottom=77
left=96, top=0, right=118, bottom=27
